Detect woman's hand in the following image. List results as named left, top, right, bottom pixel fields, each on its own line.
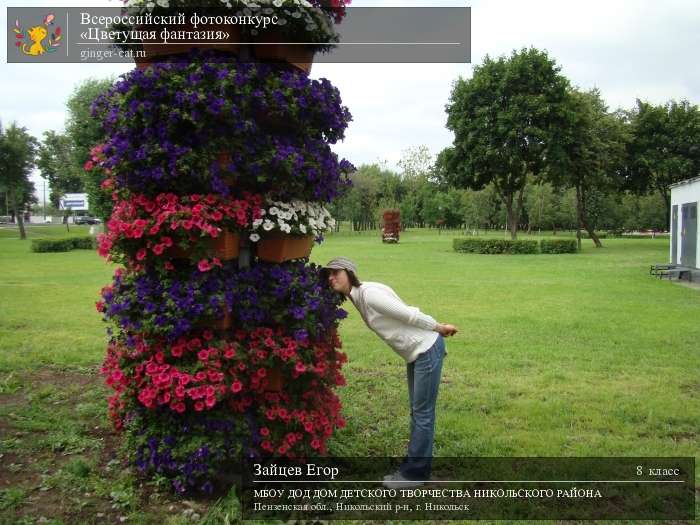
left=436, top=323, right=458, bottom=337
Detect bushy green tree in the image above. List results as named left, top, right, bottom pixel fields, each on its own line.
left=423, top=189, right=464, bottom=228
left=0, top=122, right=38, bottom=239
left=524, top=181, right=558, bottom=232
left=36, top=130, right=84, bottom=207
left=627, top=99, right=700, bottom=224
left=442, top=47, right=570, bottom=239
left=67, top=78, right=113, bottom=220
left=552, top=88, right=629, bottom=248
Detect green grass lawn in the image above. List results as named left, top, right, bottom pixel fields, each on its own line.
left=0, top=225, right=698, bottom=524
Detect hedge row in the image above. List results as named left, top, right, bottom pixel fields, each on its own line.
left=31, top=236, right=97, bottom=253
left=453, top=238, right=577, bottom=254
left=540, top=239, right=578, bottom=253
left=453, top=238, right=538, bottom=254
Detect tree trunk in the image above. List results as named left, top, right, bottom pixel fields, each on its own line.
left=10, top=192, right=27, bottom=240
left=576, top=185, right=602, bottom=248
left=17, top=213, right=27, bottom=240
left=503, top=199, right=515, bottom=239
left=659, top=187, right=671, bottom=230
left=506, top=185, right=525, bottom=240
left=576, top=226, right=582, bottom=251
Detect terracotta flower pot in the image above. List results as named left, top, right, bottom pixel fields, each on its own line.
left=266, top=369, right=284, bottom=392
left=253, top=29, right=314, bottom=74
left=134, top=24, right=241, bottom=69
left=254, top=109, right=298, bottom=134
left=211, top=231, right=240, bottom=260
left=217, top=151, right=239, bottom=188
left=195, top=309, right=232, bottom=331
left=212, top=309, right=232, bottom=330
left=167, top=245, right=190, bottom=259
left=256, top=234, right=314, bottom=263
left=167, top=231, right=240, bottom=261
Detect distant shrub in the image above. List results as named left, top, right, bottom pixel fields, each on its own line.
left=540, top=239, right=578, bottom=254
left=453, top=238, right=539, bottom=254
left=31, top=236, right=96, bottom=253
left=31, top=239, right=73, bottom=252
left=620, top=233, right=669, bottom=239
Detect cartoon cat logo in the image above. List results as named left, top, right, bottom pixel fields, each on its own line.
left=14, top=13, right=62, bottom=56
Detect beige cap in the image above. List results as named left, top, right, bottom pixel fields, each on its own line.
left=322, top=257, right=358, bottom=277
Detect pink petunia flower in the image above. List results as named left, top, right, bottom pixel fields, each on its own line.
left=197, top=259, right=213, bottom=272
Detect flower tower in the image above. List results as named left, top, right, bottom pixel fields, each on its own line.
left=94, top=0, right=353, bottom=495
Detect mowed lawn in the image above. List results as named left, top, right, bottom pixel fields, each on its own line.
left=1, top=225, right=698, bottom=522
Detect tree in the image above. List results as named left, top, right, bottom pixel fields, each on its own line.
left=339, top=164, right=381, bottom=230
left=460, top=184, right=504, bottom=230
left=66, top=78, right=112, bottom=165
left=399, top=192, right=421, bottom=228
left=36, top=130, right=84, bottom=207
left=552, top=88, right=629, bottom=248
left=616, top=192, right=668, bottom=231
left=66, top=78, right=113, bottom=220
left=398, top=145, right=435, bottom=182
left=441, top=47, right=570, bottom=239
left=0, top=122, right=38, bottom=240
left=422, top=189, right=464, bottom=228
left=627, top=99, right=700, bottom=224
left=555, top=188, right=578, bottom=231
left=524, top=181, right=558, bottom=232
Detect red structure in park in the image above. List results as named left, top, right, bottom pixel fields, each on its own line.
left=382, top=210, right=401, bottom=243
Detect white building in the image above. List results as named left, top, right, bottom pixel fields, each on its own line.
left=669, top=177, right=699, bottom=269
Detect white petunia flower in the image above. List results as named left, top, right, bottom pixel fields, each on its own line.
left=249, top=233, right=261, bottom=242
left=263, top=220, right=275, bottom=231
left=281, top=223, right=292, bottom=233
left=299, top=224, right=307, bottom=234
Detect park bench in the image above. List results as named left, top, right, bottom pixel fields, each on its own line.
left=649, top=264, right=691, bottom=281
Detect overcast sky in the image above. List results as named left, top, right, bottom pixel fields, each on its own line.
left=2, top=0, right=699, bottom=203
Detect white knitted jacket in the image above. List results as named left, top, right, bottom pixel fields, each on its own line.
left=349, top=282, right=439, bottom=363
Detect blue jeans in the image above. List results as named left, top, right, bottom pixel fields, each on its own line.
left=400, top=335, right=445, bottom=480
